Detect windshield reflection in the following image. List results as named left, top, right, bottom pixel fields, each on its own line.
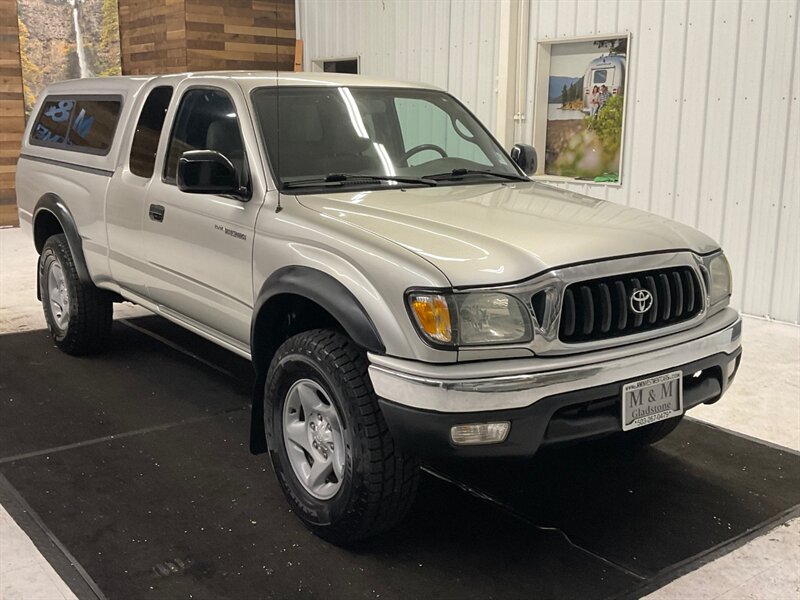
left=251, top=86, right=522, bottom=191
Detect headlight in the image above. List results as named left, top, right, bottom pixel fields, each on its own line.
left=455, top=292, right=532, bottom=345
left=706, top=252, right=732, bottom=307
left=407, top=291, right=532, bottom=347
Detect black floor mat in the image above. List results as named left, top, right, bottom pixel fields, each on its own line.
left=1, top=316, right=798, bottom=600
left=427, top=424, right=800, bottom=577
left=1, top=412, right=636, bottom=600
left=0, top=320, right=250, bottom=459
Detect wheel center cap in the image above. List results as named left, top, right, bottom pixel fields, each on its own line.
left=309, top=414, right=334, bottom=456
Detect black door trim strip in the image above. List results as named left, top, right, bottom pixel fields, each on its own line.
left=18, top=153, right=114, bottom=178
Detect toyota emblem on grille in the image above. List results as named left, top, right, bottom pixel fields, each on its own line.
left=630, top=289, right=654, bottom=314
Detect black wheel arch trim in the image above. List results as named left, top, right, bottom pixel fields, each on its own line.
left=33, top=194, right=92, bottom=292
left=251, top=265, right=386, bottom=364
left=249, top=266, right=386, bottom=455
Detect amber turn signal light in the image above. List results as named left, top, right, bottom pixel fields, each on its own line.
left=408, top=293, right=453, bottom=344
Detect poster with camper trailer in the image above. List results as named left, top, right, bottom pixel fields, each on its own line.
left=544, top=36, right=628, bottom=183
left=16, top=0, right=121, bottom=117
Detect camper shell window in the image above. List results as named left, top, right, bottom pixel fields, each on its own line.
left=30, top=95, right=122, bottom=156
left=593, top=70, right=608, bottom=84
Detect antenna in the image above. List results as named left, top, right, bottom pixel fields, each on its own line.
left=275, top=28, right=282, bottom=214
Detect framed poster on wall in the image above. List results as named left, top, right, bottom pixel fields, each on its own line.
left=532, top=34, right=630, bottom=185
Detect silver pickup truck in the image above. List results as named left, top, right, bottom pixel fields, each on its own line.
left=16, top=72, right=741, bottom=543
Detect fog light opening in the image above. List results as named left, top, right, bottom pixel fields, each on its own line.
left=450, top=422, right=510, bottom=446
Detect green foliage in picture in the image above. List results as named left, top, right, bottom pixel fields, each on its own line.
left=560, top=80, right=583, bottom=108
left=96, top=0, right=121, bottom=76
left=587, top=94, right=624, bottom=159
left=17, top=18, right=39, bottom=113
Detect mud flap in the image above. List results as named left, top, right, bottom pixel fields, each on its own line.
left=249, top=367, right=269, bottom=454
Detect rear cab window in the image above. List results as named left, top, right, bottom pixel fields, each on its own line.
left=129, top=86, right=174, bottom=178
left=31, top=95, right=122, bottom=155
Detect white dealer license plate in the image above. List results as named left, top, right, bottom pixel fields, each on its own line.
left=621, top=371, right=683, bottom=431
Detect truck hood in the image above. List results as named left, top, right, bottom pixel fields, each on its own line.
left=295, top=181, right=719, bottom=287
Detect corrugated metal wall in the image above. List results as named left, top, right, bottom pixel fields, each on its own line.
left=296, top=0, right=500, bottom=129
left=297, top=0, right=800, bottom=323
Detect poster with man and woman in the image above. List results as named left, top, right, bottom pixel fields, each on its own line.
left=544, top=36, right=628, bottom=183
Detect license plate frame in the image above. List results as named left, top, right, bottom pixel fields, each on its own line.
left=621, top=371, right=683, bottom=431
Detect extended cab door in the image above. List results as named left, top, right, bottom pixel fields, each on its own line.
left=142, top=82, right=267, bottom=350
left=107, top=84, right=174, bottom=297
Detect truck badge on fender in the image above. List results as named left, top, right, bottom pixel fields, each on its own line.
left=214, top=224, right=246, bottom=241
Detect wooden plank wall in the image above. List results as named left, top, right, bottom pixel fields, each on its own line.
left=0, top=0, right=25, bottom=211
left=185, top=0, right=295, bottom=71
left=119, top=0, right=296, bottom=74
left=119, top=0, right=188, bottom=75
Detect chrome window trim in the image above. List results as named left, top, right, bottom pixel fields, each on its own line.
left=453, top=251, right=712, bottom=356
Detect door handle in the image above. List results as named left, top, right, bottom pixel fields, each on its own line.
left=148, top=204, right=165, bottom=222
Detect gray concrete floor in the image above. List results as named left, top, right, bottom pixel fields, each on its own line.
left=1, top=227, right=798, bottom=599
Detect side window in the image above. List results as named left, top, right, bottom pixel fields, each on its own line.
left=31, top=99, right=72, bottom=145
left=394, top=97, right=492, bottom=167
left=164, top=88, right=245, bottom=184
left=129, top=86, right=173, bottom=178
left=31, top=96, right=121, bottom=154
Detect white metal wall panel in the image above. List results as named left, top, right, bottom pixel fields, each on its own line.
left=297, top=0, right=800, bottom=322
left=672, top=0, right=715, bottom=229
left=769, top=17, right=800, bottom=323
left=742, top=1, right=800, bottom=323
left=296, top=0, right=498, bottom=126
left=523, top=0, right=800, bottom=323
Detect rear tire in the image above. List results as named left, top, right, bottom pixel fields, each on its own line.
left=40, top=234, right=113, bottom=355
left=264, top=329, right=419, bottom=544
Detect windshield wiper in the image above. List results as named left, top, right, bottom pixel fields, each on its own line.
left=284, top=173, right=437, bottom=189
left=424, top=168, right=528, bottom=182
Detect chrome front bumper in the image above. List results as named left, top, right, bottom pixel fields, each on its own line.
left=369, top=308, right=742, bottom=413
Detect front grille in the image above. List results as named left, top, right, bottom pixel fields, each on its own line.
left=558, top=266, right=703, bottom=343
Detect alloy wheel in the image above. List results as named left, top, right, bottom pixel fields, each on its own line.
left=282, top=379, right=346, bottom=500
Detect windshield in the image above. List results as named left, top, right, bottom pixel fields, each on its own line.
left=250, top=86, right=522, bottom=191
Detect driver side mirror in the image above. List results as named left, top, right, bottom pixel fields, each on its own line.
left=177, top=150, right=247, bottom=198
left=510, top=144, right=537, bottom=176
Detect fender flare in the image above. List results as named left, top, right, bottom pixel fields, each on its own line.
left=248, top=266, right=386, bottom=454
left=33, top=193, right=92, bottom=285
left=251, top=265, right=385, bottom=366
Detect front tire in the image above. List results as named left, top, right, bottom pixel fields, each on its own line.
left=40, top=234, right=113, bottom=355
left=264, top=329, right=419, bottom=544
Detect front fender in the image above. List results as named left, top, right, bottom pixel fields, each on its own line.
left=248, top=266, right=387, bottom=455
left=251, top=265, right=385, bottom=365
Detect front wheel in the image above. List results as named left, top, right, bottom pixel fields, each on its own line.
left=264, top=329, right=419, bottom=544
